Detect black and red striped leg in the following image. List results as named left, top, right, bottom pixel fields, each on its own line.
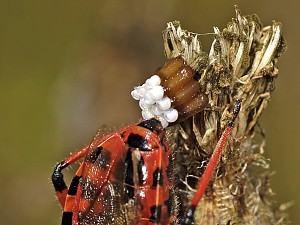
left=52, top=145, right=89, bottom=208
left=181, top=100, right=241, bottom=225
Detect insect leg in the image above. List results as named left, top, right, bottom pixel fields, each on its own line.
left=181, top=100, right=241, bottom=225
left=52, top=145, right=89, bottom=207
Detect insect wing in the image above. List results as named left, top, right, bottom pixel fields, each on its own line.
left=132, top=143, right=172, bottom=224
left=78, top=128, right=130, bottom=224
left=125, top=124, right=175, bottom=225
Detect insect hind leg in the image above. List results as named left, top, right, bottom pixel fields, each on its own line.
left=180, top=100, right=241, bottom=224
left=52, top=145, right=89, bottom=208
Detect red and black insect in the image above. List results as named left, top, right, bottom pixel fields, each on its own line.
left=52, top=118, right=175, bottom=225
left=51, top=54, right=241, bottom=224
left=52, top=100, right=240, bottom=225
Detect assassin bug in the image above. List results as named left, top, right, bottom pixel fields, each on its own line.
left=51, top=106, right=241, bottom=225
left=51, top=9, right=286, bottom=222
left=52, top=118, right=173, bottom=225
left=52, top=56, right=241, bottom=225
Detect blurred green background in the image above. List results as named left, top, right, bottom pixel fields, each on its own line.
left=0, top=1, right=298, bottom=224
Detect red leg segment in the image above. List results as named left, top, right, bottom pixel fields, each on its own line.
left=181, top=100, right=241, bottom=225
left=52, top=145, right=89, bottom=208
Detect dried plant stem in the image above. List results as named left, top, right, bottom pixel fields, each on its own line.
left=164, top=6, right=287, bottom=225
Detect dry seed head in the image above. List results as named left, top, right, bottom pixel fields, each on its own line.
left=166, top=6, right=287, bottom=225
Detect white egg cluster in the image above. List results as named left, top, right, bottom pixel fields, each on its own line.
left=131, top=75, right=179, bottom=128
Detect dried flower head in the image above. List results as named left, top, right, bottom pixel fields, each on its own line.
left=165, top=6, right=287, bottom=224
